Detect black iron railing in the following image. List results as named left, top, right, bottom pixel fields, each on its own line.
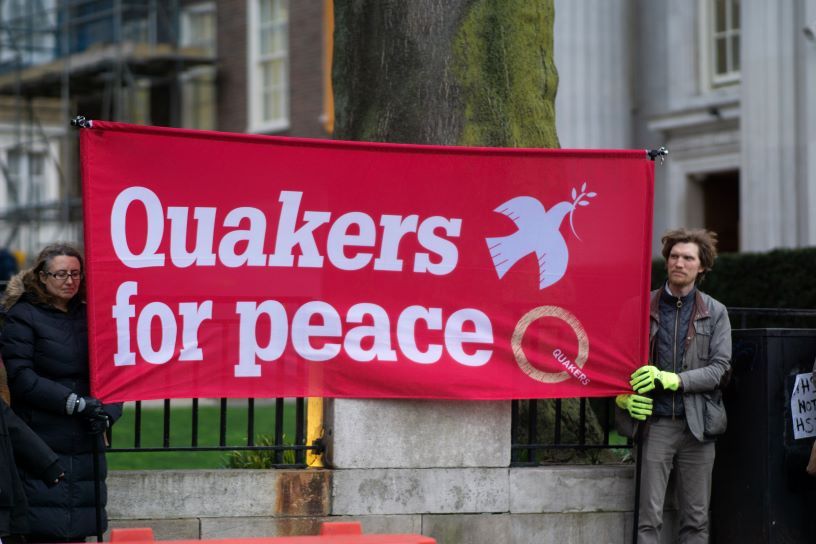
left=106, top=397, right=315, bottom=467
left=511, top=397, right=624, bottom=466
left=728, top=307, right=816, bottom=329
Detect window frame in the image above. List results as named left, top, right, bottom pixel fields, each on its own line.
left=180, top=2, right=217, bottom=130
left=180, top=66, right=217, bottom=130
left=699, top=0, right=741, bottom=89
left=246, top=0, right=290, bottom=134
left=181, top=1, right=217, bottom=55
left=6, top=147, right=49, bottom=206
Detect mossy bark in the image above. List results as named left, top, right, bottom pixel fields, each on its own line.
left=454, top=0, right=559, bottom=147
left=333, top=0, right=559, bottom=148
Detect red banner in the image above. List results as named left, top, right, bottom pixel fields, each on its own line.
left=80, top=121, right=654, bottom=402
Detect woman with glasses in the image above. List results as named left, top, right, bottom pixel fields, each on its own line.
left=0, top=243, right=122, bottom=543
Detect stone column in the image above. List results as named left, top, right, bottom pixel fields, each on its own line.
left=553, top=0, right=634, bottom=149
left=800, top=0, right=816, bottom=245
left=324, top=399, right=510, bottom=469
left=740, top=0, right=803, bottom=250
left=323, top=398, right=512, bottom=535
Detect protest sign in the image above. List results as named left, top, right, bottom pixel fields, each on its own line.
left=791, top=372, right=816, bottom=440
left=81, top=122, right=654, bottom=401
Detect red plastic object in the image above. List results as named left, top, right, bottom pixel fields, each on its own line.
left=319, top=522, right=362, bottom=535
left=110, top=528, right=155, bottom=542
left=104, top=523, right=435, bottom=544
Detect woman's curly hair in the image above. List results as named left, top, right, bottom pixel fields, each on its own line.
left=1, top=242, right=85, bottom=310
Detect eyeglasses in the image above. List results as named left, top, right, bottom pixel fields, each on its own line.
left=44, top=270, right=83, bottom=281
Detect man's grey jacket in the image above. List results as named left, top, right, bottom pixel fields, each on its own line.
left=616, top=288, right=732, bottom=441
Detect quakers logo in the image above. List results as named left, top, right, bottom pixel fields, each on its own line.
left=485, top=183, right=597, bottom=289
left=485, top=183, right=597, bottom=385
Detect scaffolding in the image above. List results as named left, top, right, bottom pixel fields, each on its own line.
left=0, top=0, right=215, bottom=261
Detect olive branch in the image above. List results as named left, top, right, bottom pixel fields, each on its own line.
left=568, top=182, right=598, bottom=240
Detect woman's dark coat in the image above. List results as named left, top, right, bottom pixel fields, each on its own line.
left=1, top=397, right=61, bottom=536
left=1, top=290, right=122, bottom=540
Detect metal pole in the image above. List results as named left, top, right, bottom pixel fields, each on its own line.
left=632, top=423, right=646, bottom=544
left=92, top=434, right=103, bottom=542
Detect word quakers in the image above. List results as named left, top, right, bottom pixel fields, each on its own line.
left=111, top=187, right=462, bottom=275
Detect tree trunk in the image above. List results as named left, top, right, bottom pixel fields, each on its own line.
left=331, top=0, right=611, bottom=463
left=333, top=0, right=559, bottom=148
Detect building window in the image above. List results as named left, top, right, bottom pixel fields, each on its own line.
left=126, top=78, right=152, bottom=126
left=181, top=69, right=216, bottom=130
left=0, top=0, right=56, bottom=66
left=181, top=3, right=216, bottom=130
left=248, top=0, right=289, bottom=133
left=7, top=148, right=47, bottom=205
left=182, top=3, right=216, bottom=56
left=704, top=0, right=740, bottom=87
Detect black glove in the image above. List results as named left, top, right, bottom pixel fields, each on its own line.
left=41, top=460, right=65, bottom=487
left=80, top=397, right=109, bottom=435
left=81, top=397, right=104, bottom=419
left=86, top=412, right=110, bottom=435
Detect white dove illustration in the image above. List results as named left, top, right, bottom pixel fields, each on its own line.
left=485, top=184, right=597, bottom=289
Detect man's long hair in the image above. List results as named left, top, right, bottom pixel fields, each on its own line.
left=1, top=242, right=85, bottom=310
left=660, top=228, right=718, bottom=284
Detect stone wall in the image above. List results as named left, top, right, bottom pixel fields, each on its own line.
left=106, top=466, right=678, bottom=543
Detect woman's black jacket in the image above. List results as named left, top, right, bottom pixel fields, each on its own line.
left=0, top=397, right=62, bottom=536
left=1, top=295, right=122, bottom=539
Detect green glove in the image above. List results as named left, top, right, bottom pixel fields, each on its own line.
left=630, top=365, right=682, bottom=394
left=615, top=394, right=653, bottom=421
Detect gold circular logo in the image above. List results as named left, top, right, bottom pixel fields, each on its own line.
left=512, top=306, right=589, bottom=383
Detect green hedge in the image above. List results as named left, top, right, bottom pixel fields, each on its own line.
left=651, top=247, right=816, bottom=309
